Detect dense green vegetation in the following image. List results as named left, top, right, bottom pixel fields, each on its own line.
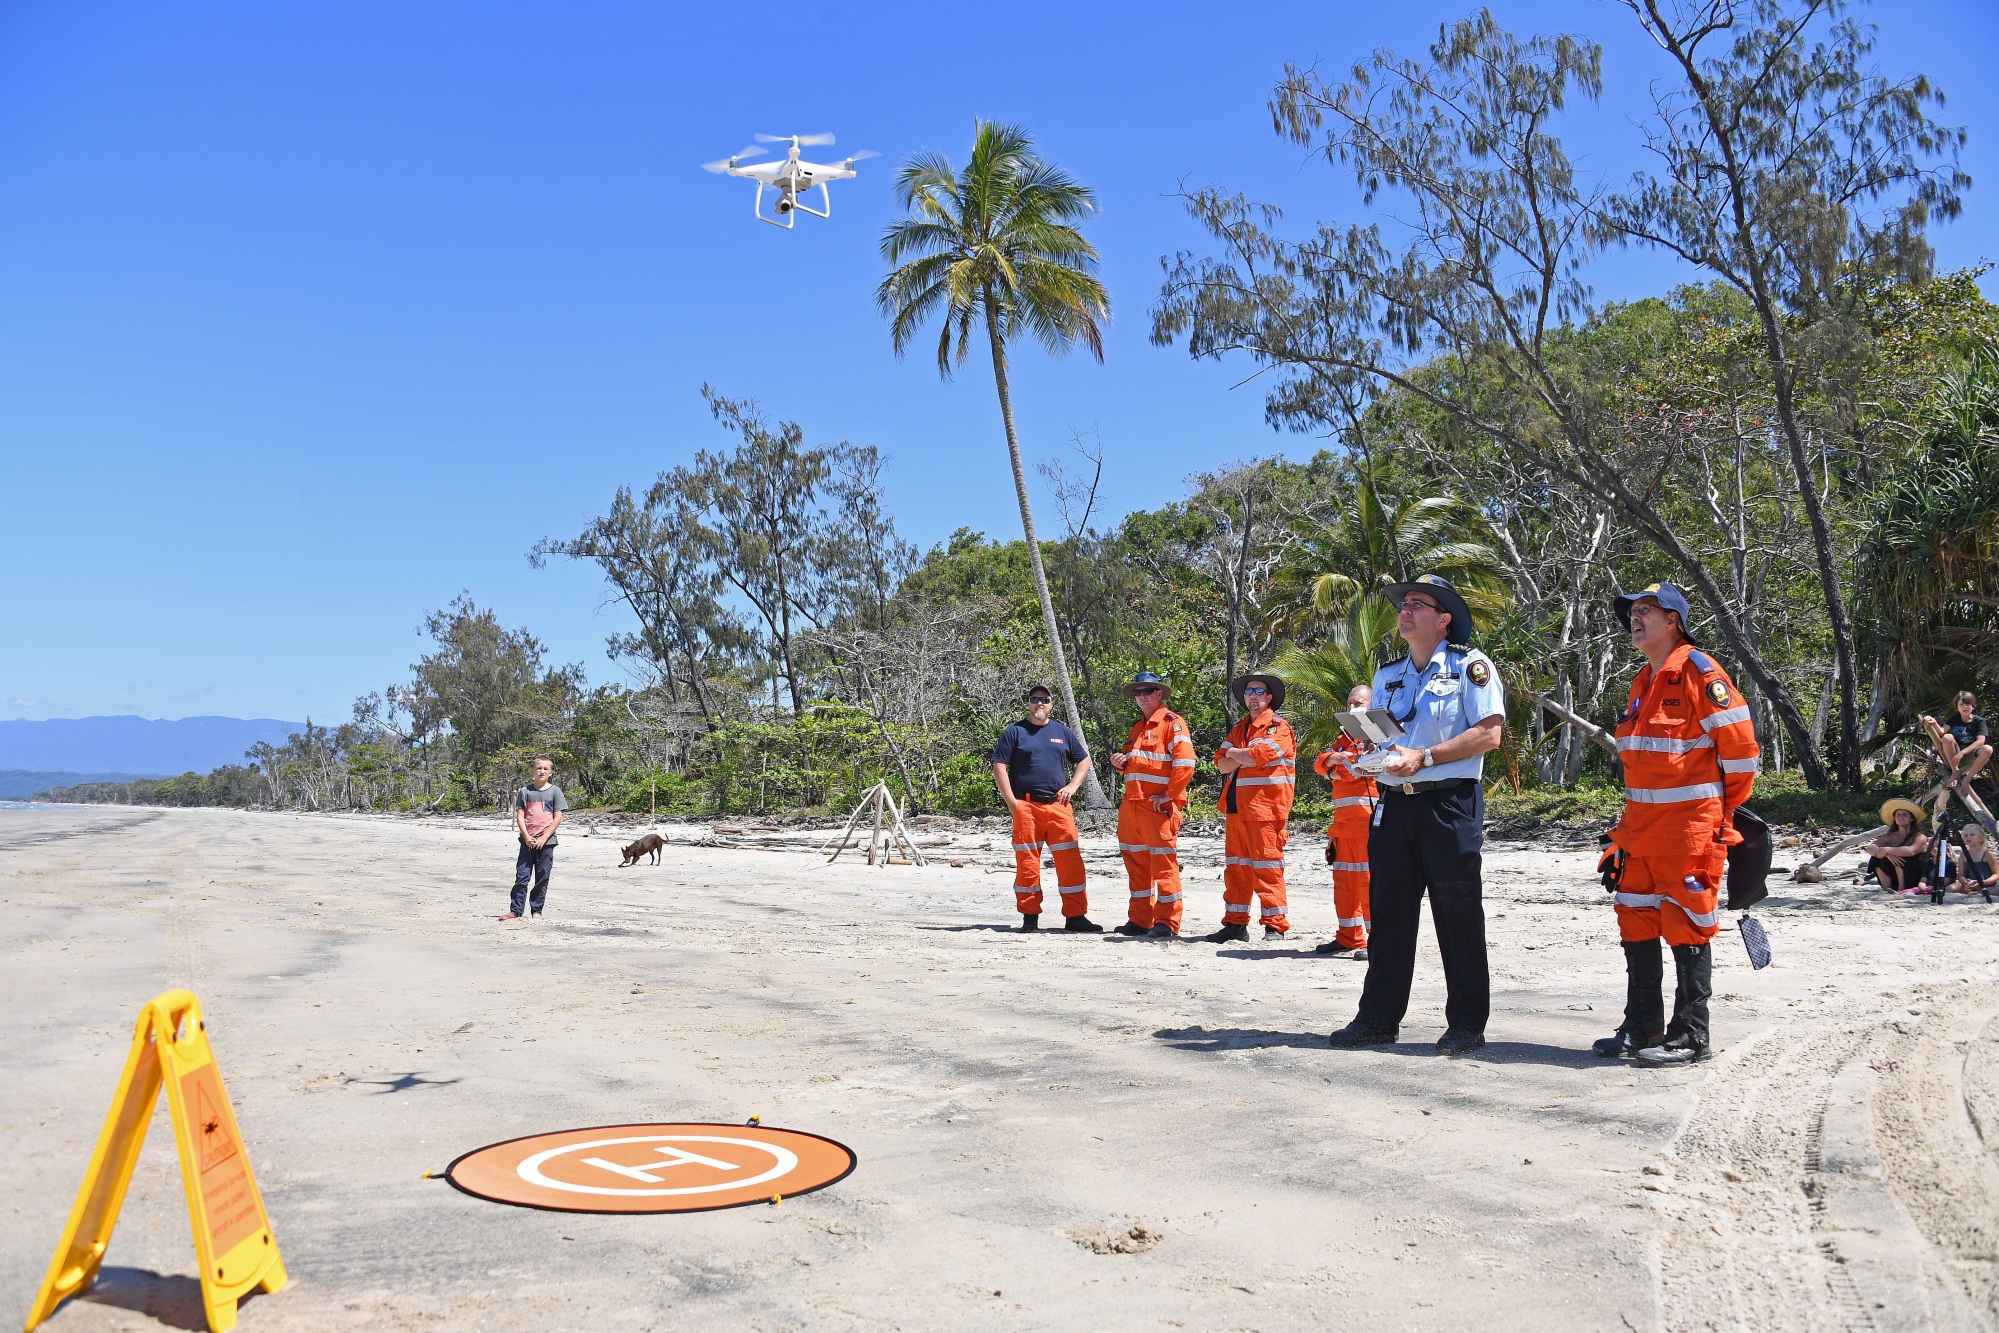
left=43, top=3, right=1994, bottom=832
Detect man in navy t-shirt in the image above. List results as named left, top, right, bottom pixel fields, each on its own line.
left=992, top=686, right=1101, bottom=933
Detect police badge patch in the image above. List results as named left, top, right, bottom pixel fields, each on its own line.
left=1706, top=679, right=1732, bottom=707
left=1467, top=660, right=1490, bottom=686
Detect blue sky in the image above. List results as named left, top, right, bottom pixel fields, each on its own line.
left=4, top=0, right=1994, bottom=724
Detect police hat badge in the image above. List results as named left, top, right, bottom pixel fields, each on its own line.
left=1739, top=915, right=1772, bottom=970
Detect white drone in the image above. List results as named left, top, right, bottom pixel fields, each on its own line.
left=701, top=133, right=878, bottom=230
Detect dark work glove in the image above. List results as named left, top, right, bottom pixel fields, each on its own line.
left=1597, top=833, right=1625, bottom=893
left=1325, top=841, right=1337, bottom=865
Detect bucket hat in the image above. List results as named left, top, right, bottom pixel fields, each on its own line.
left=1121, top=670, right=1172, bottom=700
left=1230, top=673, right=1286, bottom=712
left=1381, top=574, right=1475, bottom=647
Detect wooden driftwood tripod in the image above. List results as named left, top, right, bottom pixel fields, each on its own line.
left=820, top=781, right=927, bottom=866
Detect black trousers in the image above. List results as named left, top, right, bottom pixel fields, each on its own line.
left=1356, top=782, right=1489, bottom=1034
left=512, top=840, right=554, bottom=916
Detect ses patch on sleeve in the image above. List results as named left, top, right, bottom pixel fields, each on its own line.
left=1706, top=679, right=1733, bottom=707
left=1467, top=660, right=1491, bottom=686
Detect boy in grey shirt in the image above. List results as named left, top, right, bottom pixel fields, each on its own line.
left=502, top=758, right=566, bottom=920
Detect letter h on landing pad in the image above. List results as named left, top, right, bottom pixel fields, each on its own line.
left=25, top=990, right=286, bottom=1333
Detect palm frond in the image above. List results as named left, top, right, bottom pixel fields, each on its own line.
left=878, top=119, right=1111, bottom=380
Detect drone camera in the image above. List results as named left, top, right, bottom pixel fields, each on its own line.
left=706, top=134, right=866, bottom=229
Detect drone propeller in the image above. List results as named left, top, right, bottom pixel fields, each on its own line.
left=843, top=149, right=881, bottom=163
left=756, top=132, right=836, bottom=146
left=700, top=146, right=767, bottom=173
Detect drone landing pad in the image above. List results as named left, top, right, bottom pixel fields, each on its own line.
left=445, top=1122, right=856, bottom=1214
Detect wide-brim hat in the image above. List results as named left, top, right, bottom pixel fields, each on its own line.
left=1381, top=574, right=1474, bottom=646
left=1230, top=673, right=1286, bottom=711
left=1614, top=582, right=1699, bottom=645
left=1879, top=798, right=1929, bottom=829
left=1121, top=670, right=1172, bottom=700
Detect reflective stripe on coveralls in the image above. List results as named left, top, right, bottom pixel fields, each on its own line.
left=1010, top=798, right=1088, bottom=918
left=1219, top=710, right=1299, bottom=931
left=1315, top=740, right=1377, bottom=949
left=1117, top=708, right=1196, bottom=931
left=1609, top=641, right=1759, bottom=951
left=1615, top=846, right=1726, bottom=945
left=1118, top=807, right=1186, bottom=930
left=1118, top=712, right=1199, bottom=805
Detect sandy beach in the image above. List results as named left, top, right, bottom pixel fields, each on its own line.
left=6, top=803, right=1999, bottom=1331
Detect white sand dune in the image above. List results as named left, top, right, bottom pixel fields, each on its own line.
left=6, top=805, right=1999, bottom=1331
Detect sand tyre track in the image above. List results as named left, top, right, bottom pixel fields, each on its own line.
left=1650, top=998, right=1999, bottom=1333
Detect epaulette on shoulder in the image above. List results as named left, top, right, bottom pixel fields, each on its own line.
left=1686, top=649, right=1717, bottom=675
left=1384, top=653, right=1410, bottom=668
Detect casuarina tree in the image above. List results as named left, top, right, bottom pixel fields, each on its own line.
left=877, top=120, right=1113, bottom=810
left=1605, top=0, right=1970, bottom=788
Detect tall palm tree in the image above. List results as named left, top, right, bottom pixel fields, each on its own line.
left=878, top=121, right=1112, bottom=807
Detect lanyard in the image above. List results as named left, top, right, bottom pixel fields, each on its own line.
left=1383, top=650, right=1461, bottom=727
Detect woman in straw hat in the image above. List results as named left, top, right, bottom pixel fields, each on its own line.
left=1863, top=799, right=1931, bottom=894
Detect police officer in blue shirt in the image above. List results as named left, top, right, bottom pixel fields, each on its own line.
left=1328, top=575, right=1506, bottom=1056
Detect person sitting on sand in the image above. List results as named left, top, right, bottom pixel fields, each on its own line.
left=1948, top=823, right=1999, bottom=896
left=1863, top=799, right=1929, bottom=894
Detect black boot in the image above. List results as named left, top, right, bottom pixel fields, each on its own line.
left=1019, top=914, right=1040, bottom=932
left=1327, top=1018, right=1398, bottom=1048
left=1064, top=915, right=1104, bottom=933
left=1204, top=923, right=1250, bottom=943
left=1593, top=1030, right=1647, bottom=1058
left=1638, top=943, right=1712, bottom=1064
left=1114, top=922, right=1148, bottom=936
left=1601, top=939, right=1666, bottom=1057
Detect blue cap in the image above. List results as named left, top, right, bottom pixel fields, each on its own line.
left=1614, top=582, right=1697, bottom=643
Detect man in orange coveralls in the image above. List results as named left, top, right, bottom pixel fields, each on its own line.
left=1312, top=683, right=1379, bottom=958
left=1596, top=582, right=1760, bottom=1067
left=1109, top=671, right=1198, bottom=938
left=1206, top=673, right=1299, bottom=942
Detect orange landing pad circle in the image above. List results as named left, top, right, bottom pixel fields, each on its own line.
left=445, top=1123, right=856, bottom=1213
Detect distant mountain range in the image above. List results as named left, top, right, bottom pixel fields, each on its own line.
left=0, top=716, right=306, bottom=778
left=0, top=770, right=170, bottom=800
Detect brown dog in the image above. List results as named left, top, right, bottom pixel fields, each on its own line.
left=620, top=833, right=666, bottom=866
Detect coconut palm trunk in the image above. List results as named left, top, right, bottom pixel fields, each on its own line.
left=878, top=122, right=1113, bottom=812
left=985, top=300, right=1109, bottom=812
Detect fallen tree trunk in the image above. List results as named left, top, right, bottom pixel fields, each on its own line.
left=1508, top=683, right=1619, bottom=759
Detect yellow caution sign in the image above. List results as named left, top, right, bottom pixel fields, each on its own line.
left=25, top=990, right=286, bottom=1333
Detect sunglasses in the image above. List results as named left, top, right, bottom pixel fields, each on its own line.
left=1400, top=598, right=1441, bottom=613
left=1242, top=686, right=1269, bottom=695
left=1028, top=696, right=1053, bottom=705
left=1133, top=687, right=1163, bottom=697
